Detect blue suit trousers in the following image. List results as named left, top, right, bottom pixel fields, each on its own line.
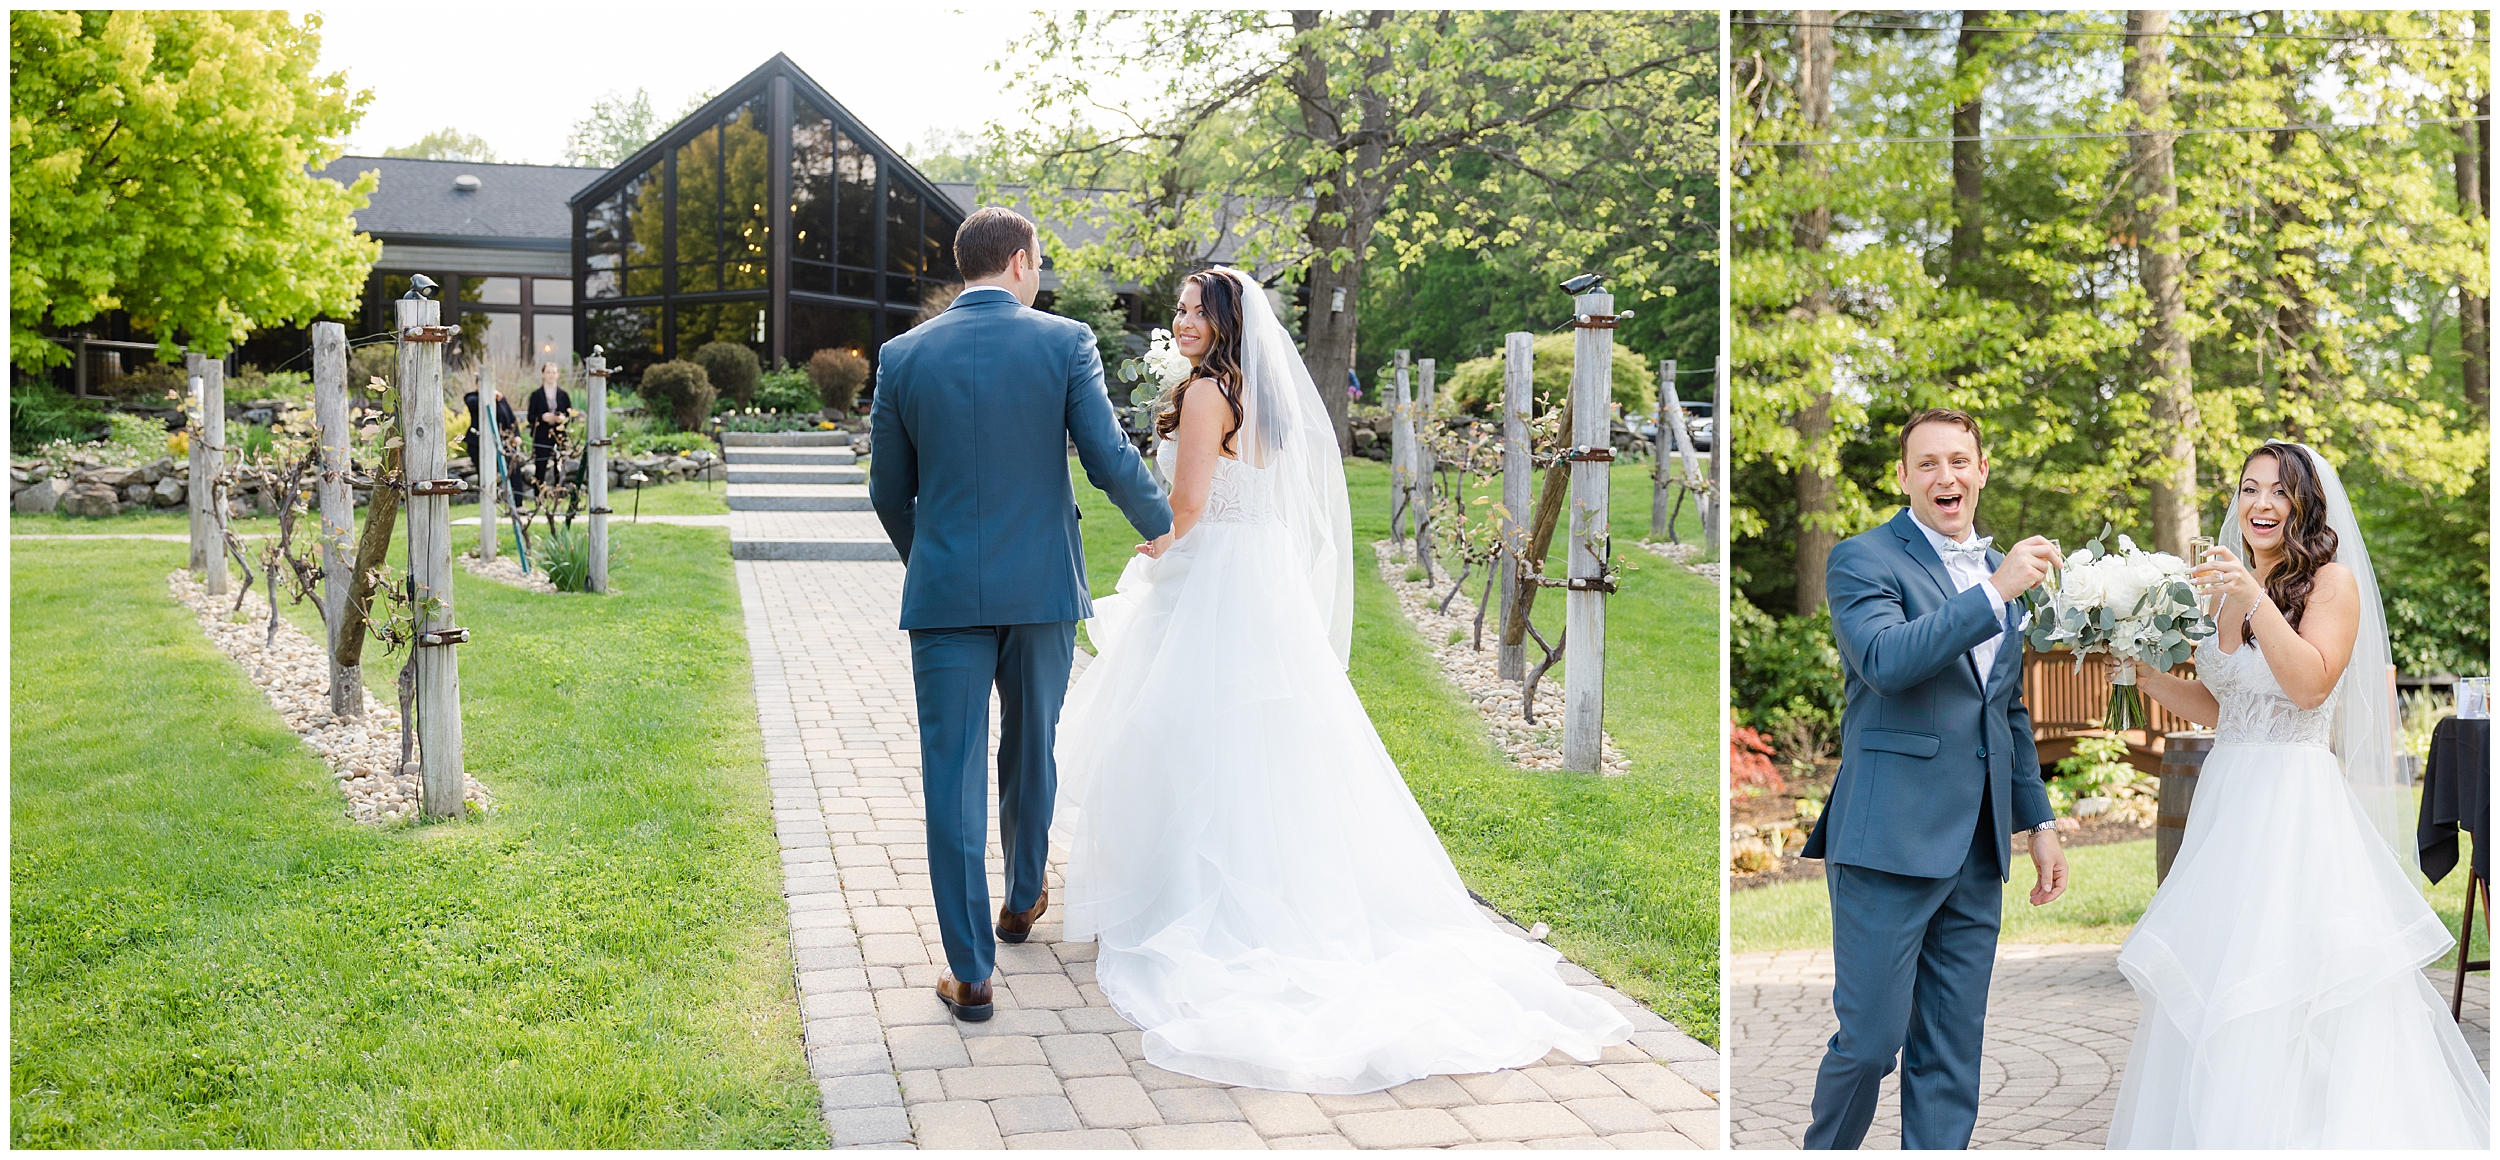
left=1806, top=786, right=2004, bottom=1150
left=909, top=621, right=1074, bottom=983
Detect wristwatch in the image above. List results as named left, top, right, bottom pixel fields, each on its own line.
left=2029, top=820, right=2060, bottom=835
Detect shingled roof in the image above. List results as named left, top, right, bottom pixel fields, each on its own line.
left=317, top=156, right=607, bottom=250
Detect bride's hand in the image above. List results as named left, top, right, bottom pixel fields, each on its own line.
left=1136, top=533, right=1174, bottom=559
left=2190, top=545, right=2262, bottom=611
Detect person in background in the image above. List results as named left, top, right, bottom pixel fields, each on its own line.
left=463, top=378, right=518, bottom=479
left=526, top=362, right=575, bottom=498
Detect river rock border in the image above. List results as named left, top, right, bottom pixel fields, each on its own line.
left=459, top=550, right=557, bottom=594
left=1372, top=541, right=1632, bottom=776
left=166, top=568, right=489, bottom=823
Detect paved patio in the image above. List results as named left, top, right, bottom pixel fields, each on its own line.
left=1728, top=944, right=2490, bottom=1150
left=736, top=539, right=1720, bottom=1149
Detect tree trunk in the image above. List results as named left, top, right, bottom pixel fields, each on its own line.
left=2460, top=88, right=2490, bottom=417
left=2127, top=10, right=2199, bottom=558
left=1290, top=9, right=1391, bottom=455
left=2266, top=22, right=2317, bottom=431
left=1950, top=12, right=1989, bottom=282
left=1792, top=11, right=1840, bottom=613
left=336, top=442, right=402, bottom=672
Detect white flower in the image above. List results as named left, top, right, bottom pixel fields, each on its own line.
left=2116, top=534, right=2139, bottom=554
left=2066, top=546, right=2095, bottom=567
left=2103, top=554, right=2160, bottom=614
left=2059, top=559, right=2108, bottom=607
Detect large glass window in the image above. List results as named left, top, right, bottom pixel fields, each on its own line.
left=586, top=163, right=660, bottom=300
left=787, top=300, right=874, bottom=367
left=886, top=183, right=922, bottom=278
left=462, top=311, right=522, bottom=367
left=678, top=298, right=769, bottom=361
left=464, top=276, right=520, bottom=305
left=791, top=102, right=836, bottom=266
left=722, top=98, right=771, bottom=291
left=674, top=124, right=720, bottom=292
left=531, top=314, right=574, bottom=368
left=837, top=131, right=877, bottom=271
left=529, top=277, right=571, bottom=308
left=585, top=305, right=662, bottom=382
left=922, top=210, right=957, bottom=286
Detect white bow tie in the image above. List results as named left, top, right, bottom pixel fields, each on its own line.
left=1937, top=535, right=1993, bottom=559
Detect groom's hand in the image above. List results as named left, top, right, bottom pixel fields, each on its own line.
left=2026, top=828, right=2069, bottom=906
left=1990, top=535, right=2062, bottom=603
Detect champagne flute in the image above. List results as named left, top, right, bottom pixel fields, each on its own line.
left=2189, top=534, right=2218, bottom=620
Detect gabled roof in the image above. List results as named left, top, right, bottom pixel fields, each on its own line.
left=318, top=156, right=606, bottom=249
left=567, top=53, right=958, bottom=220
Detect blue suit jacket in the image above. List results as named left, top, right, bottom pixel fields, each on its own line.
left=869, top=287, right=1172, bottom=630
left=1801, top=509, right=2054, bottom=880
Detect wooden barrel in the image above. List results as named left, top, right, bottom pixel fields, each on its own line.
left=2156, top=730, right=2216, bottom=883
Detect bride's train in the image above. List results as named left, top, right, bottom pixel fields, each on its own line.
left=1053, top=495, right=1631, bottom=1094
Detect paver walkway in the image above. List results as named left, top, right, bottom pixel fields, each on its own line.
left=1728, top=944, right=2491, bottom=1150
left=736, top=541, right=1721, bottom=1149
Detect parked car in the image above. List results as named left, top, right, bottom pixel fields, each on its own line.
left=1637, top=400, right=1713, bottom=453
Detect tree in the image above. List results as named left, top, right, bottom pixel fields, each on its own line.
left=1000, top=10, right=1715, bottom=451
left=11, top=10, right=379, bottom=371
left=1788, top=12, right=1838, bottom=615
left=1049, top=270, right=1133, bottom=390
left=561, top=89, right=658, bottom=168
left=2124, top=10, right=2198, bottom=557
left=383, top=127, right=499, bottom=163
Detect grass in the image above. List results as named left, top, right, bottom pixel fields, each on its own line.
left=1735, top=827, right=2490, bottom=972
left=1070, top=455, right=1722, bottom=1044
left=10, top=525, right=821, bottom=1147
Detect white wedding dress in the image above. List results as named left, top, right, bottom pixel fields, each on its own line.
left=1050, top=438, right=1632, bottom=1093
left=2108, top=632, right=2490, bottom=1148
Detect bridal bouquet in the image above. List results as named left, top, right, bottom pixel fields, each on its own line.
left=2021, top=524, right=2214, bottom=732
left=1117, top=329, right=1193, bottom=396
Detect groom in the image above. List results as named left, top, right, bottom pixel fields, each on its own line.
left=869, top=207, right=1173, bottom=1022
left=1799, top=408, right=2070, bottom=1149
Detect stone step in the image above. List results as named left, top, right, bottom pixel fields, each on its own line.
left=729, top=537, right=900, bottom=562
left=726, top=483, right=872, bottom=511
left=724, top=447, right=856, bottom=466
left=720, top=430, right=852, bottom=447
left=726, top=465, right=866, bottom=485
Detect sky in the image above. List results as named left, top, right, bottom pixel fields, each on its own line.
left=310, top=3, right=1080, bottom=166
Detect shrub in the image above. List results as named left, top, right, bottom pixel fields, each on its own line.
left=1438, top=331, right=1652, bottom=419
left=1051, top=269, right=1132, bottom=381
left=11, top=383, right=110, bottom=447
left=754, top=368, right=818, bottom=413
left=690, top=341, right=760, bottom=408
left=807, top=348, right=870, bottom=413
left=538, top=524, right=592, bottom=592
left=637, top=360, right=716, bottom=431
left=1731, top=597, right=1846, bottom=728
left=1730, top=723, right=1783, bottom=797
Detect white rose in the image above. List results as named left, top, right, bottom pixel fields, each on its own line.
left=2116, top=534, right=2139, bottom=554
left=2066, top=546, right=2096, bottom=567
left=2060, top=558, right=2109, bottom=608
left=2102, top=556, right=2155, bottom=614
left=2149, top=551, right=2189, bottom=580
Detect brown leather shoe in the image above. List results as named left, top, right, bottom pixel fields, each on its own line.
left=936, top=970, right=993, bottom=1022
left=995, top=889, right=1049, bottom=944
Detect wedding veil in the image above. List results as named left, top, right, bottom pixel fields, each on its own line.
left=2218, top=442, right=2408, bottom=871
left=1217, top=267, right=1356, bottom=667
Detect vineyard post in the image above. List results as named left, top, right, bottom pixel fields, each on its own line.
left=396, top=296, right=466, bottom=818
left=1563, top=290, right=1614, bottom=772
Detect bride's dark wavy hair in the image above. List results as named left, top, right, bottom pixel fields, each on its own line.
left=1154, top=270, right=1244, bottom=456
left=2240, top=441, right=2338, bottom=632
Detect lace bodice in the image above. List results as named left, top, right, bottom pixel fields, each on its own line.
left=1158, top=439, right=1280, bottom=526
left=2197, top=633, right=2336, bottom=749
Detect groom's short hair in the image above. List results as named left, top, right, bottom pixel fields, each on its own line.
left=1898, top=408, right=1984, bottom=462
left=956, top=208, right=1040, bottom=282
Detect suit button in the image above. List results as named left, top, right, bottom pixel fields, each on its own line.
left=1977, top=747, right=1989, bottom=758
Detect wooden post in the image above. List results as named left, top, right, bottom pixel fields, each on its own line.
left=587, top=355, right=611, bottom=593
left=1707, top=355, right=1727, bottom=555
left=1390, top=350, right=1414, bottom=547
left=1563, top=290, right=1613, bottom=772
left=476, top=365, right=499, bottom=562
left=1498, top=333, right=1533, bottom=681
left=186, top=352, right=209, bottom=574
left=1416, top=356, right=1437, bottom=544
left=313, top=323, right=358, bottom=718
left=1652, top=359, right=1675, bottom=537
left=197, top=355, right=229, bottom=595
left=397, top=297, right=466, bottom=819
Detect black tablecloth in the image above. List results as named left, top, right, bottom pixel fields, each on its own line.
left=2418, top=717, right=2489, bottom=884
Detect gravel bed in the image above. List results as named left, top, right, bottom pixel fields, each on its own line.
left=1372, top=541, right=1631, bottom=776
left=459, top=549, right=557, bottom=593
left=166, top=568, right=491, bottom=824
left=1643, top=538, right=1722, bottom=583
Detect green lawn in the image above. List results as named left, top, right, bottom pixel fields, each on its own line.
left=1736, top=828, right=2489, bottom=971
left=1071, top=455, right=1722, bottom=1044
left=10, top=526, right=821, bottom=1147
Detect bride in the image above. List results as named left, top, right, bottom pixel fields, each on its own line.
left=2107, top=441, right=2489, bottom=1148
left=1050, top=266, right=1632, bottom=1094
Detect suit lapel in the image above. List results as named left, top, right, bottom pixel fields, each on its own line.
left=1891, top=510, right=1982, bottom=690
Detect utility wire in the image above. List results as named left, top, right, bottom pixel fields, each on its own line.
left=1748, top=113, right=2489, bottom=149
left=1729, top=18, right=2487, bottom=45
